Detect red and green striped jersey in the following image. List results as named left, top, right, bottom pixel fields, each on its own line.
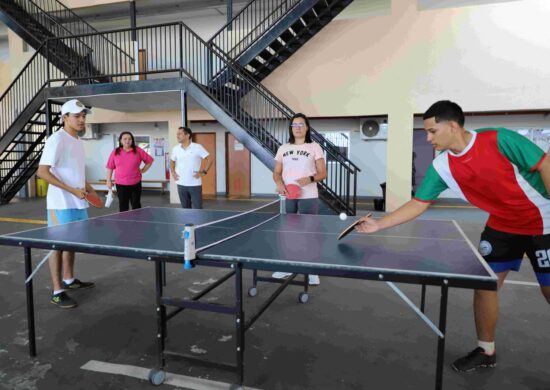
left=415, top=128, right=549, bottom=235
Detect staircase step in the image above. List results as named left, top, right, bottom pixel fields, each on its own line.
left=20, top=131, right=45, bottom=135
left=279, top=30, right=296, bottom=43
left=269, top=39, right=285, bottom=52
left=11, top=141, right=38, bottom=145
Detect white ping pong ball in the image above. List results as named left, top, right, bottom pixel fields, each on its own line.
left=339, top=212, right=347, bottom=221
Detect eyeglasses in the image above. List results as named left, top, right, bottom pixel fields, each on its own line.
left=291, top=123, right=307, bottom=129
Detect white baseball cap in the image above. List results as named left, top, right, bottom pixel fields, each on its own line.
left=61, top=99, right=91, bottom=116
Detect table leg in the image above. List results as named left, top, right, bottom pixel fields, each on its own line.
left=24, top=247, right=36, bottom=357
left=234, top=263, right=244, bottom=385
left=435, top=283, right=448, bottom=390
left=154, top=261, right=166, bottom=369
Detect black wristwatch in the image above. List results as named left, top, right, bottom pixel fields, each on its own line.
left=202, top=170, right=207, bottom=175
left=309, top=175, right=315, bottom=183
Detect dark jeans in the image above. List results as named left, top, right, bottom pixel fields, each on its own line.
left=285, top=198, right=319, bottom=214
left=177, top=184, right=203, bottom=209
left=116, top=182, right=142, bottom=212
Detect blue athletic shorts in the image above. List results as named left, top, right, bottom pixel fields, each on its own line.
left=479, top=226, right=550, bottom=286
left=47, top=209, right=88, bottom=227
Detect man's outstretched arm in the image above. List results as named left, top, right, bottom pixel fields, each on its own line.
left=356, top=198, right=430, bottom=234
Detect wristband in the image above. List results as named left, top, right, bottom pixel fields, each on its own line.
left=309, top=175, right=315, bottom=183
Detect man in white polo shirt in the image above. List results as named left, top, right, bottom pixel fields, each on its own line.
left=170, top=126, right=213, bottom=209
left=37, top=99, right=96, bottom=309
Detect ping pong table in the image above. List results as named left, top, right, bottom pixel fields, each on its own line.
left=0, top=205, right=497, bottom=389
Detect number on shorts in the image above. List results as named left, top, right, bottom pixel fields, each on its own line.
left=535, top=249, right=550, bottom=268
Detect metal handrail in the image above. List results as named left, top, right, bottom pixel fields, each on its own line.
left=26, top=0, right=132, bottom=61
left=209, top=0, right=302, bottom=58
left=3, top=21, right=359, bottom=212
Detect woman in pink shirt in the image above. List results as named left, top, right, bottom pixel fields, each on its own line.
left=272, top=113, right=327, bottom=285
left=106, top=132, right=154, bottom=212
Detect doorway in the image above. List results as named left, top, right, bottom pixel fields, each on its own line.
left=192, top=132, right=216, bottom=196
left=225, top=132, right=251, bottom=197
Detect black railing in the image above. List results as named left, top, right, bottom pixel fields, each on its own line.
left=12, top=0, right=131, bottom=61
left=0, top=102, right=63, bottom=202
left=0, top=45, right=49, bottom=140
left=3, top=21, right=358, bottom=213
left=209, top=0, right=302, bottom=59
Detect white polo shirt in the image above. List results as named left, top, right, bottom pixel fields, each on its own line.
left=171, top=142, right=209, bottom=186
left=39, top=129, right=88, bottom=210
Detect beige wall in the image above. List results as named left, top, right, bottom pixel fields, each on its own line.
left=259, top=0, right=550, bottom=209
left=8, top=31, right=34, bottom=80
left=61, top=0, right=126, bottom=9
left=88, top=108, right=184, bottom=203
left=0, top=61, right=9, bottom=95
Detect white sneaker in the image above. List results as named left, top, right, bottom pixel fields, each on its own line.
left=272, top=272, right=292, bottom=279
left=308, top=275, right=320, bottom=286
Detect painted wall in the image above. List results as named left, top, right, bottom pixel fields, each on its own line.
left=0, top=61, right=9, bottom=95
left=258, top=0, right=550, bottom=209
left=61, top=0, right=126, bottom=8
left=86, top=107, right=184, bottom=202
left=82, top=122, right=170, bottom=188
left=412, top=113, right=550, bottom=199
left=191, top=121, right=278, bottom=196
left=7, top=31, right=34, bottom=80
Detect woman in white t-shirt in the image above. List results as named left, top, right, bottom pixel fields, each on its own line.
left=272, top=113, right=327, bottom=285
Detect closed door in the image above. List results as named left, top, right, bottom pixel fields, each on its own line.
left=192, top=133, right=216, bottom=195
left=225, top=132, right=250, bottom=197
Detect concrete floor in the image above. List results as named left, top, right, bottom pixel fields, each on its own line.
left=0, top=193, right=548, bottom=390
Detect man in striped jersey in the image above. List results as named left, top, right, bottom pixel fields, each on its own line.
left=356, top=100, right=550, bottom=372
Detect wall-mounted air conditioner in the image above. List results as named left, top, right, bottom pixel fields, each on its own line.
left=360, top=119, right=388, bottom=141
left=80, top=123, right=100, bottom=139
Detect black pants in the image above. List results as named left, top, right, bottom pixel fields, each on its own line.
left=177, top=184, right=203, bottom=209
left=116, top=182, right=142, bottom=212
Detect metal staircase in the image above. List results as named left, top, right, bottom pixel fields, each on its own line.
left=0, top=7, right=359, bottom=213
left=0, top=101, right=63, bottom=204
left=209, top=0, right=354, bottom=81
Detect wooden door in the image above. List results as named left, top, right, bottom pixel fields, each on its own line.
left=225, top=132, right=250, bottom=197
left=192, top=133, right=216, bottom=195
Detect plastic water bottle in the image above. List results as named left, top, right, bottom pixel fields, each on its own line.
left=105, top=189, right=114, bottom=208
left=182, top=224, right=196, bottom=270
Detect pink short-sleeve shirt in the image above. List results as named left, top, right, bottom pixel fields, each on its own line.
left=274, top=142, right=324, bottom=199
left=106, top=146, right=153, bottom=186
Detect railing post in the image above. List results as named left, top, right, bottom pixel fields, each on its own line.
left=46, top=40, right=50, bottom=86
left=179, top=23, right=183, bottom=77
left=45, top=99, right=52, bottom=137
left=353, top=170, right=358, bottom=215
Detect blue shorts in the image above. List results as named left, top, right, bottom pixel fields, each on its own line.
left=47, top=209, right=88, bottom=227
left=479, top=226, right=550, bottom=286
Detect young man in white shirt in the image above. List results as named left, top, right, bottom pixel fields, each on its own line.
left=170, top=126, right=213, bottom=209
left=37, top=99, right=96, bottom=309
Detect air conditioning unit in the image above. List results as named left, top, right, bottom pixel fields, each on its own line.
left=360, top=119, right=388, bottom=141
left=80, top=123, right=100, bottom=139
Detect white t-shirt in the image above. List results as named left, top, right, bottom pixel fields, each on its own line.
left=39, top=129, right=88, bottom=210
left=274, top=142, right=324, bottom=199
left=171, top=142, right=209, bottom=186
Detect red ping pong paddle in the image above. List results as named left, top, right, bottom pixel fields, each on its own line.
left=285, top=183, right=301, bottom=200
left=337, top=213, right=372, bottom=240
left=84, top=191, right=104, bottom=208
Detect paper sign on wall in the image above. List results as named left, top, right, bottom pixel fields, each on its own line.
left=234, top=140, right=244, bottom=151
left=154, top=138, right=165, bottom=156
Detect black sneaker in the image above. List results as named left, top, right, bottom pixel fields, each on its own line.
left=62, top=279, right=95, bottom=291
left=51, top=292, right=77, bottom=309
left=452, top=347, right=497, bottom=372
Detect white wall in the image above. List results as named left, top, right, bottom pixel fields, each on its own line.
left=412, top=113, right=550, bottom=198
left=83, top=122, right=170, bottom=189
